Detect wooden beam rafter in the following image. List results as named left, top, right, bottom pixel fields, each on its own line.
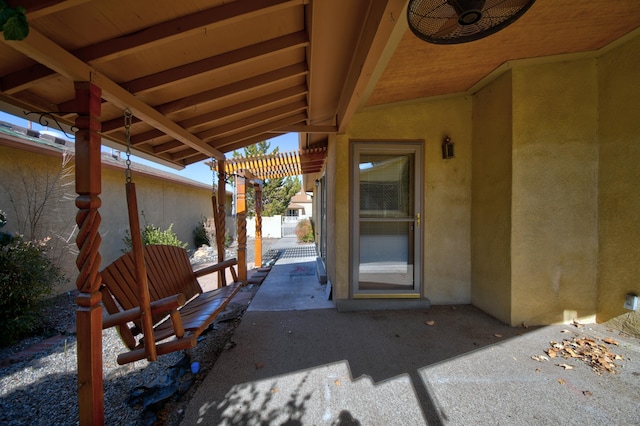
left=2, top=29, right=225, bottom=160
left=130, top=84, right=308, bottom=145
left=123, top=31, right=309, bottom=94
left=207, top=112, right=307, bottom=150
left=273, top=124, right=337, bottom=133
left=169, top=112, right=302, bottom=162
left=2, top=0, right=301, bottom=94
left=196, top=100, right=307, bottom=140
left=336, top=0, right=406, bottom=133
left=179, top=84, right=308, bottom=130
left=156, top=62, right=308, bottom=116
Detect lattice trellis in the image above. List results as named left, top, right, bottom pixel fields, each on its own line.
left=211, top=146, right=326, bottom=180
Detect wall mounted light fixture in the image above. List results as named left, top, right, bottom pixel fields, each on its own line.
left=442, top=136, right=454, bottom=159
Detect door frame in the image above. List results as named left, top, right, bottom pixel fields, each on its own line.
left=349, top=140, right=424, bottom=299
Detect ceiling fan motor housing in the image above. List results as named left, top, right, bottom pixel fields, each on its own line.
left=451, top=0, right=486, bottom=26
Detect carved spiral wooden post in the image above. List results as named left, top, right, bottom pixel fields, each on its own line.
left=236, top=174, right=247, bottom=282
left=254, top=183, right=263, bottom=268
left=74, top=82, right=104, bottom=425
left=216, top=159, right=226, bottom=263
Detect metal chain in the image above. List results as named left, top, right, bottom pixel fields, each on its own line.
left=211, top=158, right=216, bottom=195
left=124, top=109, right=133, bottom=183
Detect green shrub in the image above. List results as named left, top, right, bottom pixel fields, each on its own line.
left=0, top=210, right=66, bottom=345
left=295, top=218, right=315, bottom=243
left=123, top=222, right=188, bottom=253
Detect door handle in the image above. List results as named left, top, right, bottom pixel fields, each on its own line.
left=416, top=213, right=420, bottom=227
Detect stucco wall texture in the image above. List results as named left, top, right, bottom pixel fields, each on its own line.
left=471, top=70, right=513, bottom=324
left=510, top=59, right=599, bottom=326
left=334, top=96, right=473, bottom=304
left=99, top=167, right=213, bottom=274
left=333, top=33, right=639, bottom=329
left=0, top=144, right=214, bottom=294
left=597, top=35, right=640, bottom=330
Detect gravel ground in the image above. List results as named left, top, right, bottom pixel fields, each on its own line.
left=0, top=239, right=278, bottom=426
left=0, top=289, right=258, bottom=426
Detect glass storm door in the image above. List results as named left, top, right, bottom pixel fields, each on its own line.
left=351, top=142, right=422, bottom=298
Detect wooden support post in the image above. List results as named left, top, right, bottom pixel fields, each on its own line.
left=236, top=174, right=247, bottom=282
left=216, top=159, right=226, bottom=259
left=217, top=159, right=226, bottom=285
left=254, top=183, right=263, bottom=267
left=74, top=82, right=104, bottom=425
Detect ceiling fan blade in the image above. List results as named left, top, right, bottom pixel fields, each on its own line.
left=433, top=15, right=459, bottom=38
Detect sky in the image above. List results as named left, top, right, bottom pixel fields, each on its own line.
left=0, top=111, right=299, bottom=184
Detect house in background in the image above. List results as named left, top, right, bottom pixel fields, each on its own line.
left=285, top=191, right=312, bottom=220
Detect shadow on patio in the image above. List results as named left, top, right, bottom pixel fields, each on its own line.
left=182, top=238, right=640, bottom=425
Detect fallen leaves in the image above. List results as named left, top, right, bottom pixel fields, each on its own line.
left=532, top=335, right=623, bottom=375
left=556, top=363, right=574, bottom=370
left=531, top=355, right=549, bottom=362
left=425, top=320, right=435, bottom=326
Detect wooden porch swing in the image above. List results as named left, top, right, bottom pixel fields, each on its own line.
left=99, top=110, right=244, bottom=365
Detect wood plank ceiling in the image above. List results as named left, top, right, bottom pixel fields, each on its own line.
left=1, top=0, right=639, bottom=176
left=0, top=0, right=405, bottom=173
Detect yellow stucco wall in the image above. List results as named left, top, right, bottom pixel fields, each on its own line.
left=0, top=142, right=214, bottom=294
left=99, top=166, right=213, bottom=272
left=510, top=60, right=599, bottom=326
left=0, top=145, right=78, bottom=290
left=329, top=33, right=639, bottom=325
left=471, top=71, right=513, bottom=324
left=333, top=97, right=472, bottom=303
left=325, top=133, right=340, bottom=295
left=597, top=35, right=640, bottom=331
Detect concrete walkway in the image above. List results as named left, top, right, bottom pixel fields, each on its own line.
left=182, top=237, right=640, bottom=425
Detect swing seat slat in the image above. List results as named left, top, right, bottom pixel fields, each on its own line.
left=100, top=244, right=244, bottom=365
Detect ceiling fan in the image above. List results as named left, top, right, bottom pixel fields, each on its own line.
left=407, top=0, right=536, bottom=44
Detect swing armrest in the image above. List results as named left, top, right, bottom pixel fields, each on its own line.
left=102, top=293, right=187, bottom=329
left=193, top=258, right=238, bottom=278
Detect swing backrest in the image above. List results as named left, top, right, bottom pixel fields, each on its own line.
left=101, top=245, right=203, bottom=326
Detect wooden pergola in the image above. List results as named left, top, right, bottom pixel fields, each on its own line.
left=210, top=144, right=327, bottom=274
left=223, top=145, right=327, bottom=180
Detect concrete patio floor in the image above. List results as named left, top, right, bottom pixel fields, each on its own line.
left=182, top=238, right=640, bottom=425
